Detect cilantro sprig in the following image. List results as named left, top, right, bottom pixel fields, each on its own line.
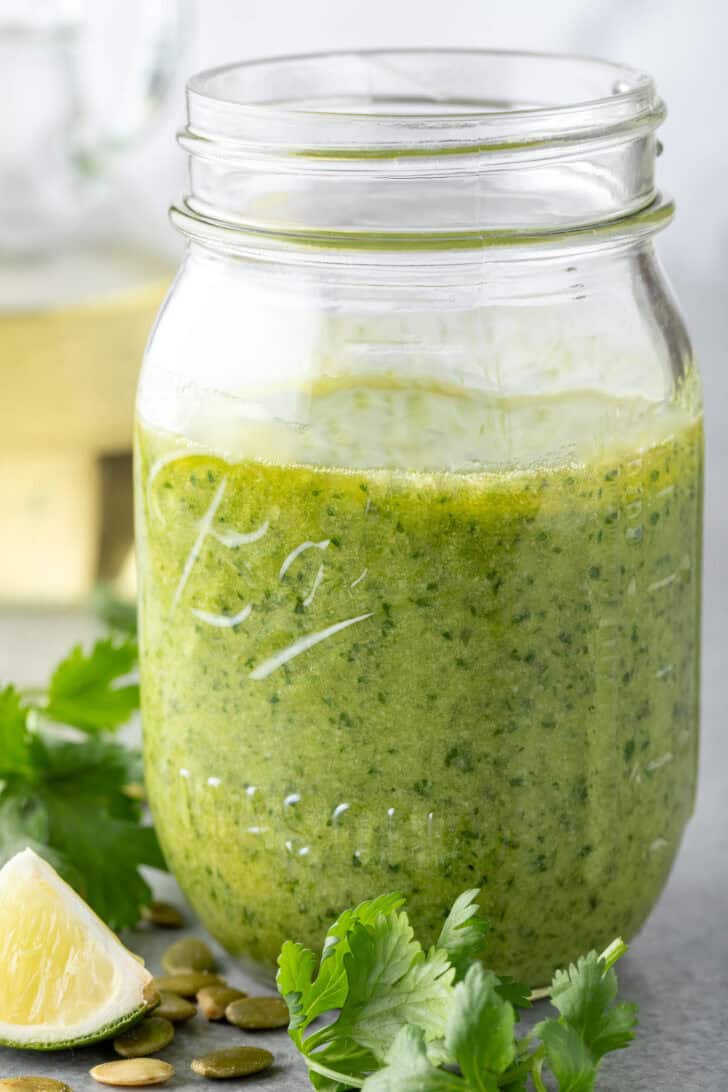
left=0, top=636, right=165, bottom=930
left=277, top=889, right=637, bottom=1091
left=45, top=636, right=139, bottom=732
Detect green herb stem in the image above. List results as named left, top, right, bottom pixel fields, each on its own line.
left=302, top=1025, right=336, bottom=1053
left=599, top=937, right=628, bottom=973
left=531, top=1056, right=548, bottom=1092
left=305, top=1055, right=365, bottom=1087
left=498, top=1044, right=545, bottom=1086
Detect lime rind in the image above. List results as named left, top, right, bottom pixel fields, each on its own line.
left=0, top=1001, right=152, bottom=1052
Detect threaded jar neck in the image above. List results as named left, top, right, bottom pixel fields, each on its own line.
left=174, top=49, right=670, bottom=254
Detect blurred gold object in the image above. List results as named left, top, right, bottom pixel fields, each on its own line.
left=0, top=249, right=170, bottom=604
left=1, top=450, right=100, bottom=604
left=1, top=264, right=168, bottom=452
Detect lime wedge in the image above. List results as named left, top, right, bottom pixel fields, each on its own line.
left=0, top=848, right=155, bottom=1050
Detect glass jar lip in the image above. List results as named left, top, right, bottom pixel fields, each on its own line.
left=185, top=47, right=663, bottom=155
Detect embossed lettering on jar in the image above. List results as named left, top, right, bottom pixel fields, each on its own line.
left=135, top=50, right=703, bottom=985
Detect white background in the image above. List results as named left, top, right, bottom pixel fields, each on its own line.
left=122, top=0, right=726, bottom=293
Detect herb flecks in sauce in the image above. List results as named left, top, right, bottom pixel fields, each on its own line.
left=137, top=386, right=702, bottom=985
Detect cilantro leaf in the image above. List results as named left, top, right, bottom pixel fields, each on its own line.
left=537, top=1022, right=599, bottom=1092
left=278, top=942, right=319, bottom=1039
left=39, top=736, right=142, bottom=805
left=436, top=888, right=489, bottom=981
left=42, top=788, right=164, bottom=930
left=547, top=948, right=638, bottom=1055
left=306, top=1039, right=380, bottom=1092
left=332, top=910, right=455, bottom=1059
left=45, top=637, right=139, bottom=732
left=363, top=1025, right=463, bottom=1092
left=498, top=1075, right=528, bottom=1092
left=0, top=636, right=165, bottom=930
left=28, top=736, right=165, bottom=929
left=434, top=889, right=527, bottom=1016
left=0, top=686, right=40, bottom=781
left=0, top=793, right=50, bottom=862
left=365, top=966, right=517, bottom=1092
left=0, top=792, right=86, bottom=890
left=535, top=943, right=638, bottom=1090
left=494, top=975, right=532, bottom=1016
left=0, top=736, right=165, bottom=931
left=278, top=893, right=406, bottom=1044
left=280, top=889, right=637, bottom=1092
left=280, top=899, right=455, bottom=1089
left=445, top=964, right=516, bottom=1089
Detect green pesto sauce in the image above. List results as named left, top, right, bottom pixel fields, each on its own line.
left=137, top=398, right=702, bottom=985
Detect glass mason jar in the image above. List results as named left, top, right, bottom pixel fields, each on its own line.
left=135, top=50, right=703, bottom=985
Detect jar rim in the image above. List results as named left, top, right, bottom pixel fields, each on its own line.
left=180, top=49, right=668, bottom=250
left=185, top=48, right=663, bottom=155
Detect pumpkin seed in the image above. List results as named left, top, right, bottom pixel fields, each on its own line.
left=191, top=1046, right=274, bottom=1079
left=155, top=989, right=197, bottom=1023
left=141, top=901, right=184, bottom=929
left=0, top=1081, right=73, bottom=1092
left=162, top=936, right=216, bottom=973
left=197, top=985, right=247, bottom=1021
left=89, top=1060, right=174, bottom=1087
left=152, top=970, right=224, bottom=997
left=114, top=1016, right=175, bottom=1058
left=225, top=996, right=289, bottom=1030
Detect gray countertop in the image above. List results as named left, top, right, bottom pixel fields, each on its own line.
left=2, top=818, right=725, bottom=1092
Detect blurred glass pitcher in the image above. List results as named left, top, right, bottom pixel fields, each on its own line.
left=0, top=0, right=187, bottom=605
left=0, top=0, right=189, bottom=254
